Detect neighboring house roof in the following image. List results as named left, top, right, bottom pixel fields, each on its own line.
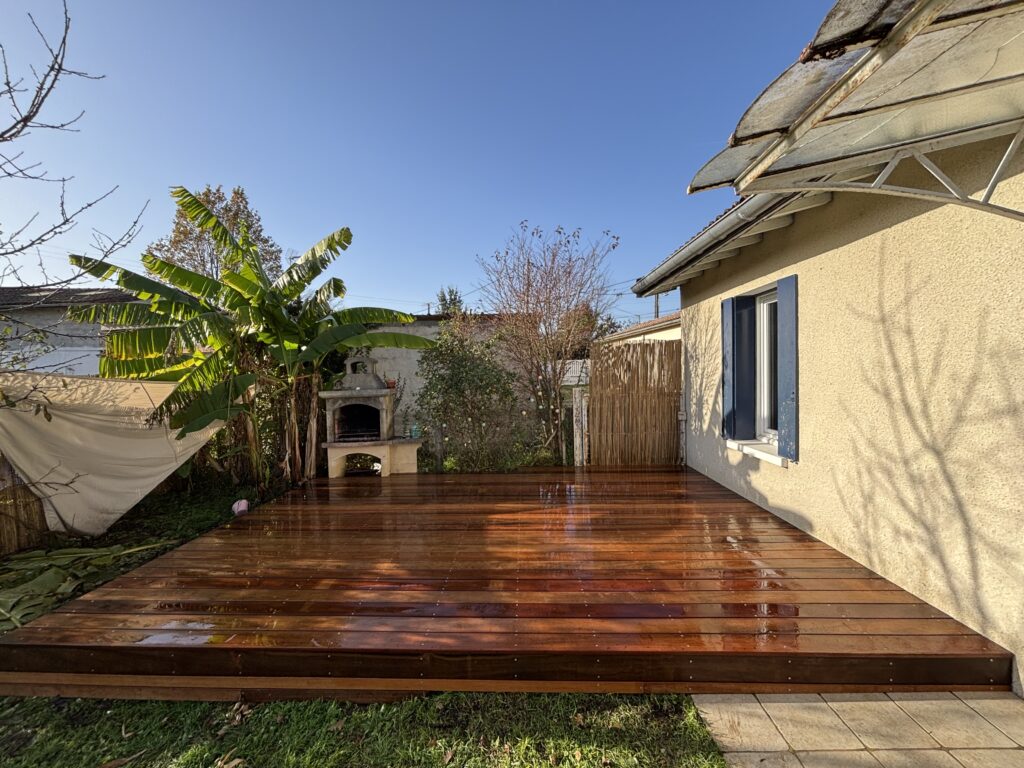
left=0, top=287, right=134, bottom=311
left=634, top=0, right=1024, bottom=297
left=561, top=359, right=589, bottom=388
left=602, top=311, right=682, bottom=343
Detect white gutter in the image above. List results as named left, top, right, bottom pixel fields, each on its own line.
left=632, top=193, right=783, bottom=297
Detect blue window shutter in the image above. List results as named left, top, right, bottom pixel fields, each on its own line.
left=733, top=296, right=757, bottom=440
left=777, top=275, right=799, bottom=461
left=721, top=299, right=735, bottom=438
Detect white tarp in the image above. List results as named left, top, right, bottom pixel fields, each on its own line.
left=0, top=371, right=218, bottom=536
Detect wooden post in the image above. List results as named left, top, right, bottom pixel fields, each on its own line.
left=572, top=386, right=588, bottom=466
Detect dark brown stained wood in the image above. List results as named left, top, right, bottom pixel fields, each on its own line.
left=0, top=467, right=1012, bottom=700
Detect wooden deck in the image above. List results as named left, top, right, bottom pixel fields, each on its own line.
left=0, top=468, right=1011, bottom=700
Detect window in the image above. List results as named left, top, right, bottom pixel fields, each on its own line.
left=721, top=275, right=798, bottom=462
left=755, top=291, right=778, bottom=446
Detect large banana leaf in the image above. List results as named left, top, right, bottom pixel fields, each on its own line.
left=169, top=373, right=257, bottom=430
left=337, top=332, right=436, bottom=351
left=156, top=347, right=231, bottom=417
left=220, top=269, right=263, bottom=300
left=174, top=403, right=250, bottom=439
left=272, top=227, right=352, bottom=300
left=170, top=187, right=243, bottom=260
left=68, top=301, right=168, bottom=327
left=70, top=255, right=204, bottom=312
left=298, top=278, right=347, bottom=326
left=333, top=307, right=415, bottom=326
left=99, top=354, right=189, bottom=379
left=296, top=323, right=366, bottom=364
left=141, top=254, right=224, bottom=300
left=170, top=311, right=234, bottom=352
left=235, top=227, right=272, bottom=289
left=105, top=326, right=178, bottom=360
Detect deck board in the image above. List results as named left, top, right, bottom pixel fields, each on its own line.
left=0, top=467, right=1011, bottom=699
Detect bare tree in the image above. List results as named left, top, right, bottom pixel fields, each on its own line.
left=479, top=221, right=618, bottom=464
left=0, top=1, right=144, bottom=366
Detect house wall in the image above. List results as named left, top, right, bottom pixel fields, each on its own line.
left=678, top=137, right=1024, bottom=691
left=0, top=307, right=104, bottom=375
left=367, top=319, right=442, bottom=434
left=608, top=324, right=681, bottom=345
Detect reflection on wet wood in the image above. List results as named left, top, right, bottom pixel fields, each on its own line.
left=0, top=467, right=1011, bottom=700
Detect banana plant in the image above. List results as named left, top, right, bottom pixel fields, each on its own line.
left=70, top=186, right=434, bottom=486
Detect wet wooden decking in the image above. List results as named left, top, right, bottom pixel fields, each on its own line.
left=0, top=468, right=1011, bottom=700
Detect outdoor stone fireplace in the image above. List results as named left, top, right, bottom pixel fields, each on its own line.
left=319, top=353, right=421, bottom=477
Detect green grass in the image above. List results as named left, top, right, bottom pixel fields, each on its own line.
left=0, top=693, right=724, bottom=768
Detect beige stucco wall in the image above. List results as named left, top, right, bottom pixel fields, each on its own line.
left=609, top=323, right=682, bottom=345
left=679, top=137, right=1024, bottom=691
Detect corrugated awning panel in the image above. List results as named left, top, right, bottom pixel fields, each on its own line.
left=691, top=1, right=1024, bottom=191
left=689, top=139, right=773, bottom=192
left=732, top=49, right=868, bottom=144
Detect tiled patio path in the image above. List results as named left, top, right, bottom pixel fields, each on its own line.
left=693, top=691, right=1024, bottom=767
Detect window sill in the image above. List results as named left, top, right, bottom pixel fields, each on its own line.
left=725, top=439, right=789, bottom=467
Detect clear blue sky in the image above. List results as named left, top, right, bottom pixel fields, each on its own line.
left=4, top=1, right=831, bottom=325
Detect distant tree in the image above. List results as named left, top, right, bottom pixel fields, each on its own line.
left=435, top=285, right=464, bottom=315
left=567, top=307, right=622, bottom=358
left=146, top=185, right=282, bottom=280
left=479, top=221, right=618, bottom=464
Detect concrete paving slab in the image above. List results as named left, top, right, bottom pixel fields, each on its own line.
left=871, top=749, right=963, bottom=768
left=723, top=752, right=802, bottom=768
left=949, top=749, right=1024, bottom=768
left=823, top=695, right=939, bottom=748
left=797, top=750, right=882, bottom=767
left=956, top=692, right=1024, bottom=746
left=692, top=694, right=789, bottom=753
left=758, top=694, right=863, bottom=751
left=889, top=693, right=1017, bottom=749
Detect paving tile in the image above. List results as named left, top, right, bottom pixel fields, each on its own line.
left=758, top=693, right=863, bottom=751
left=889, top=692, right=1017, bottom=749
left=822, top=694, right=939, bottom=749
left=872, top=750, right=963, bottom=768
left=724, top=752, right=802, bottom=768
left=691, top=694, right=789, bottom=753
left=956, top=692, right=1024, bottom=746
left=797, top=750, right=882, bottom=767
left=823, top=693, right=892, bottom=702
left=949, top=749, right=1024, bottom=768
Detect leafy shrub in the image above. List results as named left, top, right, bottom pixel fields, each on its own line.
left=416, top=315, right=533, bottom=472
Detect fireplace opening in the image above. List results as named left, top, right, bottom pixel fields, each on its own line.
left=336, top=403, right=381, bottom=442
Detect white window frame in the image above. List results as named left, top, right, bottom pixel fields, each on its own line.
left=755, top=290, right=778, bottom=447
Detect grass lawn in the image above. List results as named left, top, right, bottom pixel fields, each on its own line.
left=0, top=485, right=725, bottom=768
left=0, top=693, right=724, bottom=768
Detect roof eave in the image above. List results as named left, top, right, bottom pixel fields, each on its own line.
left=631, top=193, right=785, bottom=297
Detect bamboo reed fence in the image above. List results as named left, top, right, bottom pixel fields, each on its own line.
left=588, top=340, right=682, bottom=466
left=0, top=452, right=47, bottom=556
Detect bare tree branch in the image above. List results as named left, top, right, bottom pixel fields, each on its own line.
left=479, top=222, right=618, bottom=463
left=0, top=2, right=146, bottom=370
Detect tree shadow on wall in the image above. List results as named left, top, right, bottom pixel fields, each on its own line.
left=833, top=254, right=1024, bottom=677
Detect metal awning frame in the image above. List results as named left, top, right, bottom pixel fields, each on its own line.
left=745, top=118, right=1024, bottom=223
